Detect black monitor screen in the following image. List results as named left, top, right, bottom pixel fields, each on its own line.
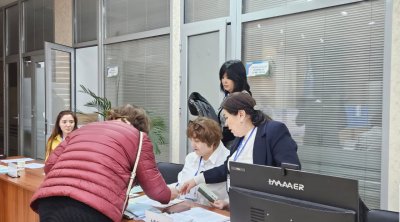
left=229, top=162, right=359, bottom=222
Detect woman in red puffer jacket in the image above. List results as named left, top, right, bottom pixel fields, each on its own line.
left=30, top=104, right=174, bottom=222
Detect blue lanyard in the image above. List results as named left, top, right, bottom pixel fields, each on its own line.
left=176, top=156, right=203, bottom=188
left=233, top=127, right=256, bottom=161
left=194, top=157, right=203, bottom=176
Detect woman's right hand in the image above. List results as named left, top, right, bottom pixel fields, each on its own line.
left=170, top=187, right=179, bottom=200
left=178, top=179, right=196, bottom=195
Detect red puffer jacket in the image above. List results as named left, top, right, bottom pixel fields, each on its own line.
left=30, top=121, right=170, bottom=222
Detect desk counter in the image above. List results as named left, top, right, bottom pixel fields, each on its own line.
left=0, top=158, right=43, bottom=222
left=122, top=200, right=230, bottom=222
left=1, top=157, right=229, bottom=222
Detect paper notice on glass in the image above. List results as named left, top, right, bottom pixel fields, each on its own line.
left=131, top=195, right=184, bottom=208
left=25, top=163, right=45, bottom=169
left=179, top=207, right=230, bottom=222
left=107, top=66, right=119, bottom=77
left=1, top=158, right=34, bottom=163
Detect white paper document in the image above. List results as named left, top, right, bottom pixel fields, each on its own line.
left=25, top=163, right=45, bottom=169
left=131, top=195, right=184, bottom=208
left=179, top=207, right=230, bottom=222
left=0, top=165, right=8, bottom=174
left=1, top=158, right=34, bottom=163
left=130, top=185, right=143, bottom=194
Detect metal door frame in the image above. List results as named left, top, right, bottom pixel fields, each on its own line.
left=179, top=19, right=228, bottom=162
left=4, top=57, right=20, bottom=156
left=44, top=42, right=75, bottom=140
left=21, top=54, right=44, bottom=158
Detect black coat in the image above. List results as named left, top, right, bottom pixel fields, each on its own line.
left=203, top=120, right=301, bottom=183
left=187, top=92, right=219, bottom=122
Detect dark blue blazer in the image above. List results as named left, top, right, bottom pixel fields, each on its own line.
left=203, top=120, right=301, bottom=183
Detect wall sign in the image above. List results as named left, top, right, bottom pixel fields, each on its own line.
left=246, top=61, right=270, bottom=77
left=107, top=66, right=119, bottom=78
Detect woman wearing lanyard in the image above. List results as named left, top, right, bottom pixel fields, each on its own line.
left=180, top=92, right=301, bottom=209
left=171, top=117, right=230, bottom=206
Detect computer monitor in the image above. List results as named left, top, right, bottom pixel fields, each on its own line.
left=229, top=162, right=360, bottom=222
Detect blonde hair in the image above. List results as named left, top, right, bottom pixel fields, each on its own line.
left=106, top=104, right=150, bottom=133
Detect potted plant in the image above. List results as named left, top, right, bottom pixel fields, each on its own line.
left=79, top=85, right=166, bottom=154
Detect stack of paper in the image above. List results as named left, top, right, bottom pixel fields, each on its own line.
left=124, top=203, right=160, bottom=220
left=0, top=165, right=8, bottom=174
left=179, top=207, right=230, bottom=222
left=131, top=195, right=184, bottom=208
left=0, top=158, right=34, bottom=163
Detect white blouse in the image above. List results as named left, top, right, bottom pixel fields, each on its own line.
left=175, top=143, right=230, bottom=206
left=228, top=127, right=258, bottom=171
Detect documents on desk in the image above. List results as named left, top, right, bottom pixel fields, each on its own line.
left=25, top=163, right=45, bottom=169
left=7, top=162, right=19, bottom=178
left=124, top=195, right=183, bottom=220
left=171, top=207, right=230, bottom=222
left=0, top=157, right=34, bottom=163
left=143, top=207, right=229, bottom=222
left=124, top=195, right=229, bottom=222
left=131, top=195, right=184, bottom=208
left=0, top=165, right=8, bottom=174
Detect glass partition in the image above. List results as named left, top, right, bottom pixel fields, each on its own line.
left=105, top=0, right=170, bottom=38
left=6, top=5, right=19, bottom=56
left=7, top=62, right=19, bottom=156
left=75, top=0, right=98, bottom=43
left=24, top=0, right=54, bottom=52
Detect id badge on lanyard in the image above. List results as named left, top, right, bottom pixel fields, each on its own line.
left=226, top=173, right=231, bottom=192
left=184, top=157, right=202, bottom=201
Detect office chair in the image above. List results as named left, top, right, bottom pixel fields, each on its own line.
left=366, top=209, right=399, bottom=222
left=157, top=162, right=184, bottom=184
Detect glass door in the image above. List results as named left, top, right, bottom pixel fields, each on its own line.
left=180, top=21, right=228, bottom=156
left=22, top=56, right=46, bottom=159
left=22, top=58, right=34, bottom=157
left=35, top=61, right=46, bottom=159
left=6, top=62, right=19, bottom=156
left=44, top=42, right=75, bottom=145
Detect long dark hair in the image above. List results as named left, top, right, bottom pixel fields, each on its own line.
left=221, top=92, right=271, bottom=126
left=46, top=110, right=78, bottom=157
left=219, top=60, right=252, bottom=96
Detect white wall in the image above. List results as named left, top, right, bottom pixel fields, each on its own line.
left=388, top=0, right=400, bottom=211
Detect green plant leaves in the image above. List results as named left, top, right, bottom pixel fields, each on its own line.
left=79, top=84, right=166, bottom=155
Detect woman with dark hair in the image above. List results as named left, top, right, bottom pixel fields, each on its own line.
left=31, top=104, right=174, bottom=222
left=180, top=92, right=300, bottom=209
left=219, top=60, right=251, bottom=96
left=218, top=60, right=252, bottom=147
left=45, top=110, right=78, bottom=160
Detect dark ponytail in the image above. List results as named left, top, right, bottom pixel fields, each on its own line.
left=251, top=110, right=272, bottom=126
left=222, top=92, right=272, bottom=127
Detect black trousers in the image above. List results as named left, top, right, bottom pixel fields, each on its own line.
left=37, top=196, right=112, bottom=222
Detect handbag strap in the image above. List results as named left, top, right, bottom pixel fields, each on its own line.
left=122, top=131, right=144, bottom=213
